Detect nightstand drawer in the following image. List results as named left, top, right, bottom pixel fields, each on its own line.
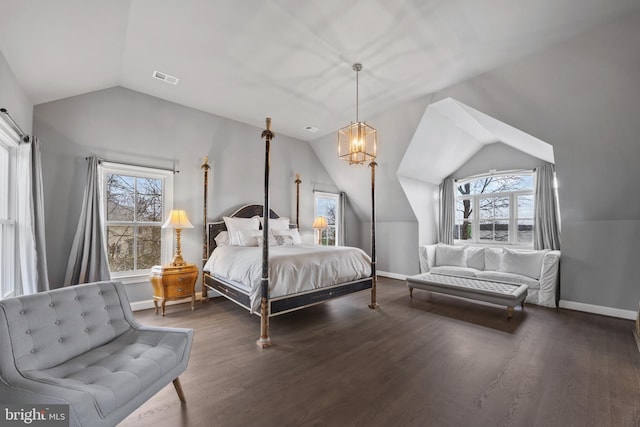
left=166, top=283, right=190, bottom=298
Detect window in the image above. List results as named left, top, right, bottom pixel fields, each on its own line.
left=314, top=192, right=339, bottom=246
left=454, top=172, right=534, bottom=246
left=100, top=162, right=173, bottom=278
left=0, top=124, right=18, bottom=298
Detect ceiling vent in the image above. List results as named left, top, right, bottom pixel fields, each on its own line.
left=153, top=70, right=179, bottom=85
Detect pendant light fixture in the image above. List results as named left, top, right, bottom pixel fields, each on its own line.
left=337, top=63, right=377, bottom=165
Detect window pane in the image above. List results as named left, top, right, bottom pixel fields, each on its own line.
left=479, top=220, right=509, bottom=241
left=316, top=197, right=336, bottom=226
left=136, top=177, right=162, bottom=222
left=518, top=194, right=534, bottom=218
left=137, top=226, right=161, bottom=269
left=479, top=198, right=494, bottom=219
left=518, top=220, right=533, bottom=244
left=479, top=221, right=494, bottom=240
left=495, top=220, right=509, bottom=242
left=455, top=220, right=472, bottom=240
left=107, top=174, right=134, bottom=221
left=107, top=225, right=134, bottom=272
left=321, top=227, right=336, bottom=246
left=456, top=198, right=472, bottom=220
left=494, top=197, right=509, bottom=218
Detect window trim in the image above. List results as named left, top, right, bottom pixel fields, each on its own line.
left=99, top=162, right=174, bottom=280
left=0, top=120, right=20, bottom=298
left=313, top=191, right=340, bottom=247
left=454, top=171, right=535, bottom=248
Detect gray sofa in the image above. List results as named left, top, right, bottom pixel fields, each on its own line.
left=0, top=281, right=193, bottom=427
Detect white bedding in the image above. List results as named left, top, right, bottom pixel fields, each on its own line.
left=203, top=244, right=372, bottom=313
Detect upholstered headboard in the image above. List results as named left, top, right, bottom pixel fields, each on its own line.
left=207, top=204, right=282, bottom=256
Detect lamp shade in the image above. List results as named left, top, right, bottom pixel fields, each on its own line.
left=162, top=210, right=194, bottom=229
left=312, top=216, right=328, bottom=229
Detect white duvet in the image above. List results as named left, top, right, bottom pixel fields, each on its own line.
left=203, top=244, right=372, bottom=313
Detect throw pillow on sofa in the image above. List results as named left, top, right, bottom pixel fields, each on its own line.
left=499, top=247, right=546, bottom=279
left=435, top=245, right=466, bottom=267
left=465, top=246, right=485, bottom=270
left=484, top=247, right=503, bottom=271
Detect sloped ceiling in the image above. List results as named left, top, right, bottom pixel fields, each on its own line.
left=398, top=98, right=554, bottom=186
left=1, top=0, right=639, bottom=141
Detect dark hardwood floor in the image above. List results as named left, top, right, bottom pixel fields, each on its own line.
left=119, top=278, right=640, bottom=427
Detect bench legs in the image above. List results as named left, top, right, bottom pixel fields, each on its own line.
left=173, top=377, right=186, bottom=403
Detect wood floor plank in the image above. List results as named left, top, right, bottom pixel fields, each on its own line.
left=118, top=278, right=640, bottom=427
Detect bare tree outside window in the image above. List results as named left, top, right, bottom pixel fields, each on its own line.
left=455, top=174, right=534, bottom=245
left=106, top=174, right=163, bottom=272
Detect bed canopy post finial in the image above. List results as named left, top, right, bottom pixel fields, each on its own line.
left=294, top=173, right=302, bottom=228
left=258, top=117, right=275, bottom=349
left=369, top=161, right=379, bottom=309
left=201, top=156, right=211, bottom=300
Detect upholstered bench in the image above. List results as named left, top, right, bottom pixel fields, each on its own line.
left=0, top=281, right=194, bottom=427
left=406, top=273, right=528, bottom=318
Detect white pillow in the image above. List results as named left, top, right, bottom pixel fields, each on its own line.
left=260, top=216, right=290, bottom=232
left=484, top=247, right=503, bottom=271
left=465, top=246, right=485, bottom=270
left=276, top=228, right=302, bottom=244
left=435, top=245, right=466, bottom=267
left=214, top=231, right=230, bottom=247
left=224, top=216, right=260, bottom=246
left=238, top=229, right=262, bottom=247
left=499, top=248, right=546, bottom=280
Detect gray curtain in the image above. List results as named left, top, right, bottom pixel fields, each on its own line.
left=16, top=137, right=50, bottom=294
left=438, top=177, right=455, bottom=245
left=63, top=156, right=111, bottom=285
left=30, top=138, right=50, bottom=292
left=338, top=192, right=347, bottom=246
left=534, top=163, right=561, bottom=250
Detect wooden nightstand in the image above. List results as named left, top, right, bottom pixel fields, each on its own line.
left=150, top=264, right=198, bottom=316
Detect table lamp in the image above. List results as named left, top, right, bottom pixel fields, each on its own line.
left=162, top=209, right=194, bottom=267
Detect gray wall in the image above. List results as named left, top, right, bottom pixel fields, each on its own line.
left=34, top=87, right=338, bottom=302
left=452, top=142, right=546, bottom=180
left=0, top=50, right=32, bottom=134
left=310, top=96, right=429, bottom=275
left=435, top=12, right=640, bottom=311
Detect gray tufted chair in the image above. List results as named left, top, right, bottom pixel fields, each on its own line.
left=0, top=281, right=193, bottom=427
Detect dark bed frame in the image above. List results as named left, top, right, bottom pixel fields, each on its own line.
left=200, top=119, right=377, bottom=348
left=202, top=204, right=373, bottom=318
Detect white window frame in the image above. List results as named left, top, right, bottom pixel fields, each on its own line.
left=99, top=162, right=174, bottom=283
left=314, top=191, right=340, bottom=246
left=0, top=121, right=19, bottom=299
left=454, top=171, right=535, bottom=248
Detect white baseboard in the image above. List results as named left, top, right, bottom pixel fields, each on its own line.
left=559, top=300, right=636, bottom=320
left=130, top=292, right=203, bottom=312
left=377, top=271, right=407, bottom=281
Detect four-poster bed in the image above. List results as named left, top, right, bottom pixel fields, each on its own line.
left=201, top=118, right=378, bottom=347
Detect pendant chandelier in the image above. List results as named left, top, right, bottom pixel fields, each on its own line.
left=338, top=63, right=377, bottom=165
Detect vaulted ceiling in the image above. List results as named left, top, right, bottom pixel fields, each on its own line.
left=1, top=0, right=638, bottom=141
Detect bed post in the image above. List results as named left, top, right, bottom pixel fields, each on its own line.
left=295, top=173, right=301, bottom=228
left=201, top=156, right=210, bottom=300
left=257, top=117, right=275, bottom=349
left=369, top=161, right=379, bottom=309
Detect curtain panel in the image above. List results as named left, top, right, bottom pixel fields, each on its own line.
left=534, top=163, right=561, bottom=250
left=63, top=156, right=111, bottom=285
left=16, top=138, right=50, bottom=295
left=439, top=177, right=455, bottom=245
